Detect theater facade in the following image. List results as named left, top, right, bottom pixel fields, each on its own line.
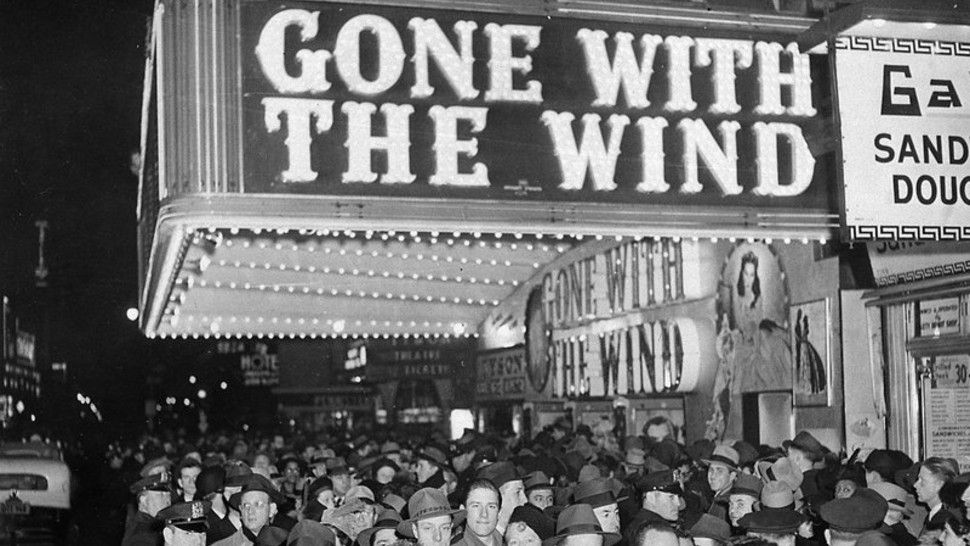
left=138, top=0, right=863, bottom=447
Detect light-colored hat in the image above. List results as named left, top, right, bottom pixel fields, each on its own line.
left=761, top=480, right=795, bottom=508
left=869, top=482, right=914, bottom=516
left=703, top=445, right=740, bottom=471
left=396, top=488, right=465, bottom=538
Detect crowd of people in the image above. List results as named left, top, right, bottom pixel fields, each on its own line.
left=112, top=417, right=970, bottom=546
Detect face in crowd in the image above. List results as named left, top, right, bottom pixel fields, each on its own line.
left=591, top=502, right=620, bottom=534
left=499, top=480, right=527, bottom=509
left=283, top=460, right=301, bottom=484
left=412, top=514, right=453, bottom=546
left=179, top=465, right=202, bottom=499
left=466, top=486, right=500, bottom=538
left=331, top=471, right=353, bottom=496
left=914, top=466, right=945, bottom=506
left=415, top=459, right=438, bottom=483
left=561, top=534, right=604, bottom=546
left=527, top=487, right=553, bottom=511
left=372, top=528, right=398, bottom=546
left=728, top=494, right=756, bottom=527
left=240, top=490, right=276, bottom=533
left=376, top=464, right=396, bottom=484
left=139, top=489, right=172, bottom=517
left=706, top=463, right=736, bottom=496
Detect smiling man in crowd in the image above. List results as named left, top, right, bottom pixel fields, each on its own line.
left=397, top=488, right=466, bottom=546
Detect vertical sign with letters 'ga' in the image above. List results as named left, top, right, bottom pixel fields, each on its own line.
left=835, top=33, right=970, bottom=241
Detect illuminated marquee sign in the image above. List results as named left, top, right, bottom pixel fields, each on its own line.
left=241, top=2, right=828, bottom=209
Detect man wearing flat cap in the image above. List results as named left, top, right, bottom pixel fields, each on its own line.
left=213, top=475, right=287, bottom=546
left=819, top=487, right=889, bottom=546
left=397, top=488, right=466, bottom=546
left=123, top=473, right=173, bottom=546
left=158, top=501, right=209, bottom=546
left=702, top=445, right=740, bottom=522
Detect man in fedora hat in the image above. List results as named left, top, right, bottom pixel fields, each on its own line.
left=869, top=481, right=918, bottom=546
left=727, top=473, right=762, bottom=531
left=701, top=445, right=740, bottom=522
left=397, top=488, right=466, bottom=546
left=572, top=478, right=623, bottom=534
left=355, top=507, right=402, bottom=546
left=213, top=475, right=287, bottom=546
left=524, top=471, right=555, bottom=511
left=621, top=448, right=646, bottom=478
left=542, top=504, right=621, bottom=546
left=783, top=431, right=828, bottom=501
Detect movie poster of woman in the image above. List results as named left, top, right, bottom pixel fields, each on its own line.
left=708, top=243, right=791, bottom=440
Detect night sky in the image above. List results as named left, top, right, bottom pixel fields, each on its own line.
left=0, top=0, right=158, bottom=433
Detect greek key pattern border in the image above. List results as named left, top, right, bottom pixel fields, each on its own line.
left=875, top=260, right=970, bottom=286
left=850, top=224, right=970, bottom=241
left=835, top=36, right=970, bottom=56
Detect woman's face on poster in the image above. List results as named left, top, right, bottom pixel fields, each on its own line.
left=741, top=261, right=756, bottom=290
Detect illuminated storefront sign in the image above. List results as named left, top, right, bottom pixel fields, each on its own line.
left=241, top=2, right=826, bottom=209
left=835, top=32, right=970, bottom=240
left=476, top=346, right=526, bottom=400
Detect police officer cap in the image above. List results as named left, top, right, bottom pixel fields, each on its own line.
left=130, top=473, right=170, bottom=495
left=818, top=488, right=888, bottom=533
left=157, top=501, right=210, bottom=533
left=638, top=470, right=681, bottom=495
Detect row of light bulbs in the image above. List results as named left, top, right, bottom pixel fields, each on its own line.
left=151, top=331, right=480, bottom=340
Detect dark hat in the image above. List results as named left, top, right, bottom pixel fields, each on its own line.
left=737, top=507, right=804, bottom=534
left=732, top=441, right=760, bottom=467
left=685, top=440, right=715, bottom=464
left=380, top=441, right=401, bottom=455
left=869, top=482, right=913, bottom=516
left=195, top=465, right=226, bottom=498
left=690, top=513, right=731, bottom=543
left=476, top=461, right=523, bottom=489
left=509, top=504, right=556, bottom=541
left=783, top=431, right=827, bottom=458
left=327, top=457, right=350, bottom=476
left=306, top=476, right=333, bottom=501
left=864, top=450, right=912, bottom=479
left=541, top=504, right=621, bottom=546
left=130, top=473, right=170, bottom=495
left=140, top=456, right=173, bottom=478
left=355, top=508, right=402, bottom=546
left=702, top=445, right=740, bottom=471
left=650, top=439, right=682, bottom=469
left=345, top=485, right=376, bottom=505
left=572, top=478, right=622, bottom=508
left=638, top=470, right=681, bottom=495
left=371, top=457, right=401, bottom=474
left=224, top=460, right=253, bottom=487
left=578, top=465, right=601, bottom=483
left=396, top=488, right=465, bottom=538
left=156, top=501, right=209, bottom=533
left=228, top=474, right=286, bottom=509
left=310, top=454, right=329, bottom=466
left=730, top=473, right=763, bottom=499
left=524, top=471, right=554, bottom=492
left=819, top=488, right=888, bottom=533
left=894, top=463, right=920, bottom=492
left=415, top=446, right=449, bottom=467
left=288, top=520, right=338, bottom=546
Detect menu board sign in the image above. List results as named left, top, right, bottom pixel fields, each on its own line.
left=923, top=355, right=970, bottom=471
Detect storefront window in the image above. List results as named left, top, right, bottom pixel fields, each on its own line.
left=395, top=379, right=442, bottom=424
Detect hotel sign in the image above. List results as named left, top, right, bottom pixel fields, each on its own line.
left=240, top=2, right=828, bottom=209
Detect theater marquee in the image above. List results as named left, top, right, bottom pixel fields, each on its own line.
left=241, top=2, right=827, bottom=209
